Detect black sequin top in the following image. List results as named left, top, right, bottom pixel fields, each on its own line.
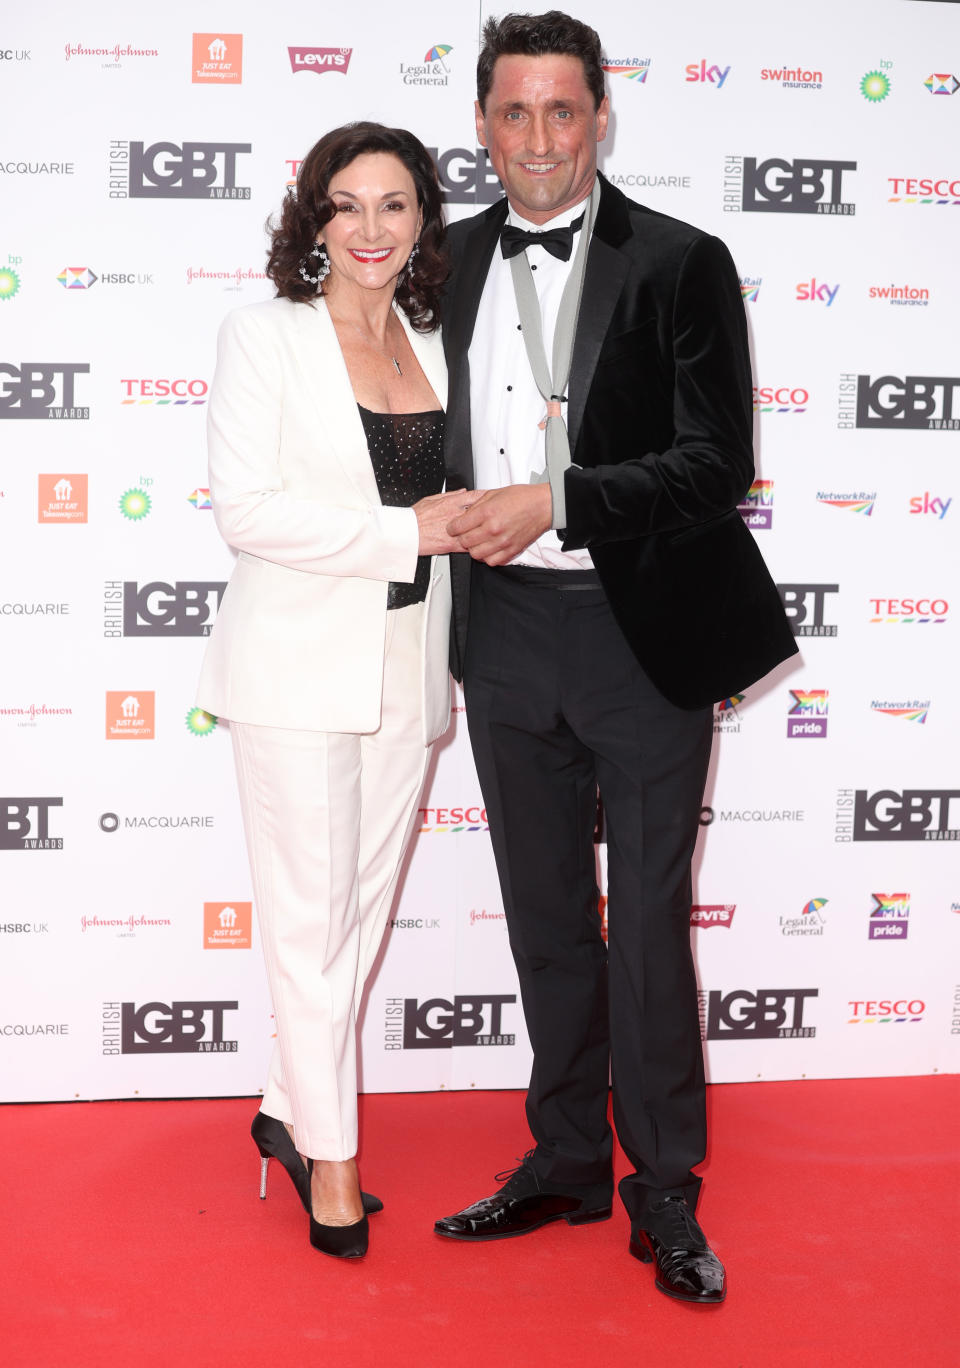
left=358, top=405, right=445, bottom=610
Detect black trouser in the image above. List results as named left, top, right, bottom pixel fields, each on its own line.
left=462, top=563, right=712, bottom=1221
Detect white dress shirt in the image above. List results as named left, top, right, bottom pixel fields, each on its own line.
left=469, top=190, right=595, bottom=570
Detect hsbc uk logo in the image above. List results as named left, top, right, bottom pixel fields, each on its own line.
left=109, top=140, right=251, bottom=200
left=854, top=375, right=960, bottom=430
left=869, top=893, right=909, bottom=941
left=394, top=995, right=516, bottom=1048
left=116, top=1000, right=238, bottom=1053
left=852, top=789, right=960, bottom=842
left=723, top=155, right=855, bottom=214
left=0, top=363, right=89, bottom=419
left=699, top=988, right=818, bottom=1039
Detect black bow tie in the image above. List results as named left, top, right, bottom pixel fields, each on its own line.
left=500, top=211, right=585, bottom=262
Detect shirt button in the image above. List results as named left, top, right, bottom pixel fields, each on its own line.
left=530, top=264, right=538, bottom=271
left=506, top=385, right=512, bottom=392
left=499, top=447, right=505, bottom=455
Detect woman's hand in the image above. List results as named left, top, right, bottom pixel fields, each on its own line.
left=414, top=489, right=487, bottom=554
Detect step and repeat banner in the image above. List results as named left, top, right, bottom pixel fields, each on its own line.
left=2, top=0, right=958, bottom=1102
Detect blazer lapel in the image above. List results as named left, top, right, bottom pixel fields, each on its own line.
left=290, top=298, right=381, bottom=505
left=401, top=313, right=447, bottom=410
left=444, top=203, right=507, bottom=490
left=568, top=177, right=633, bottom=456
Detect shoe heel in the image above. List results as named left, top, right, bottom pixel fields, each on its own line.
left=629, top=1235, right=653, bottom=1263
left=565, top=1204, right=612, bottom=1226
left=258, top=1153, right=270, bottom=1200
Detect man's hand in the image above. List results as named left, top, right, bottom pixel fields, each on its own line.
left=445, top=484, right=553, bottom=565
left=414, top=489, right=487, bottom=554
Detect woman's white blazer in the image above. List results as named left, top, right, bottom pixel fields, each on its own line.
left=196, top=296, right=452, bottom=744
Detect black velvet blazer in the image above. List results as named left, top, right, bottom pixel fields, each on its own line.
left=442, top=174, right=797, bottom=709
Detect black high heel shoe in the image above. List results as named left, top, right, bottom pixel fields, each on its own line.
left=251, top=1112, right=384, bottom=1216
left=309, top=1212, right=369, bottom=1259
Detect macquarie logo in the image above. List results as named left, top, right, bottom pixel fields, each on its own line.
left=104, top=581, right=226, bottom=638
left=698, top=988, right=818, bottom=1040
left=0, top=363, right=89, bottom=419
left=723, top=155, right=855, bottom=215
left=108, top=141, right=251, bottom=200
left=847, top=998, right=924, bottom=1024
left=777, top=584, right=838, bottom=638
left=868, top=893, right=909, bottom=941
left=114, top=1000, right=238, bottom=1053
left=0, top=798, right=63, bottom=850
left=389, top=995, right=516, bottom=1049
left=787, top=689, right=828, bottom=739
left=288, top=46, right=352, bottom=75
left=871, top=699, right=930, bottom=724
left=817, top=490, right=875, bottom=516
left=851, top=789, right=960, bottom=842
left=869, top=596, right=948, bottom=625
left=738, top=480, right=773, bottom=529
left=854, top=375, right=959, bottom=431
left=426, top=147, right=503, bottom=205
left=690, top=904, right=735, bottom=929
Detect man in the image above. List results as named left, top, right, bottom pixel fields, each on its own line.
left=436, top=12, right=797, bottom=1303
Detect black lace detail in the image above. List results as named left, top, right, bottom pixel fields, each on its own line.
left=358, top=405, right=444, bottom=609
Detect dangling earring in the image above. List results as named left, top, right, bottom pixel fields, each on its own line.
left=404, top=239, right=420, bottom=281
left=299, top=242, right=331, bottom=288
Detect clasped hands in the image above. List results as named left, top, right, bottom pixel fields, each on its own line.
left=414, top=483, right=553, bottom=564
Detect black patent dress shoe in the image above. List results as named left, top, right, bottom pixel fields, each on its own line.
left=434, top=1152, right=612, bottom=1241
left=629, top=1196, right=726, bottom=1304
left=251, top=1113, right=384, bottom=1216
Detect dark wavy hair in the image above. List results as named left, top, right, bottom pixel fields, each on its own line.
left=477, top=11, right=606, bottom=113
left=266, top=122, right=446, bottom=332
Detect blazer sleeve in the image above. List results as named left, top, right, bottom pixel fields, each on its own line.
left=207, top=307, right=419, bottom=582
left=561, top=233, right=754, bottom=548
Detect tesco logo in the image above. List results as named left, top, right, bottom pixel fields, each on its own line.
left=848, top=998, right=925, bottom=1020
left=753, top=385, right=809, bottom=411
left=869, top=597, right=948, bottom=622
left=120, top=378, right=209, bottom=404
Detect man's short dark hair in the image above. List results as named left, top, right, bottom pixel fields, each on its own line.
left=477, top=11, right=606, bottom=113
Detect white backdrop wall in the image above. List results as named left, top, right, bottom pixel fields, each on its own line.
left=1, top=0, right=958, bottom=1102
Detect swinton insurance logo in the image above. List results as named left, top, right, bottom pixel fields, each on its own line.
left=0, top=798, right=63, bottom=850
left=698, top=989, right=818, bottom=1040
left=0, top=363, right=89, bottom=419
left=103, top=581, right=226, bottom=637
left=110, top=1000, right=238, bottom=1053
left=871, top=699, right=930, bottom=724
left=738, top=479, right=773, bottom=529
left=868, top=893, right=909, bottom=941
left=690, top=904, right=735, bottom=929
left=817, top=490, right=875, bottom=516
left=869, top=282, right=929, bottom=306
left=288, top=46, right=352, bottom=75
left=777, top=584, right=838, bottom=637
left=385, top=996, right=516, bottom=1049
left=851, top=375, right=959, bottom=431
left=723, top=155, right=855, bottom=214
left=760, top=64, right=822, bottom=89
left=787, top=689, right=828, bottom=739
left=426, top=148, right=503, bottom=205
left=849, top=789, right=960, bottom=842
left=108, top=141, right=251, bottom=199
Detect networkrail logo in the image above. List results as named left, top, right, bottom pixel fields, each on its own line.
left=870, top=700, right=929, bottom=724
left=817, top=491, right=876, bottom=516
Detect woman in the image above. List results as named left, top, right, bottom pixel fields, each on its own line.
left=196, top=123, right=478, bottom=1258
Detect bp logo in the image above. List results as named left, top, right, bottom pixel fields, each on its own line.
left=119, top=488, right=151, bottom=520
left=185, top=707, right=217, bottom=737
left=861, top=70, right=891, bottom=102
left=0, top=267, right=20, bottom=302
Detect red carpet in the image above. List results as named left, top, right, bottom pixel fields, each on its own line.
left=5, top=1078, right=957, bottom=1367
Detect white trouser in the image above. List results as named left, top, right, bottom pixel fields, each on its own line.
left=230, top=601, right=429, bottom=1160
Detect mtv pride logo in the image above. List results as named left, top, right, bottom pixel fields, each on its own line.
left=787, top=689, right=828, bottom=739
left=868, top=893, right=909, bottom=941
left=738, top=479, right=773, bottom=529
left=288, top=47, right=352, bottom=74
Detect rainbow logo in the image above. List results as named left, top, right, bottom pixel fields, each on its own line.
left=788, top=689, right=828, bottom=716
left=923, top=74, right=958, bottom=95
left=57, top=266, right=97, bottom=289
left=716, top=694, right=745, bottom=713
left=602, top=60, right=651, bottom=83
left=802, top=898, right=828, bottom=916
left=817, top=493, right=875, bottom=516
left=870, top=703, right=929, bottom=723
left=188, top=488, right=213, bottom=509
